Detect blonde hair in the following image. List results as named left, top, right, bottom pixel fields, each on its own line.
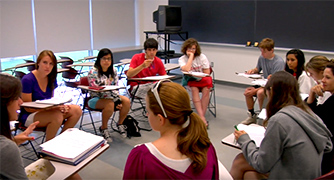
left=147, top=82, right=210, bottom=173
left=305, top=55, right=334, bottom=73
left=259, top=38, right=275, bottom=51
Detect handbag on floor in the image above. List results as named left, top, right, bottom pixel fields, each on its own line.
left=123, top=115, right=141, bottom=138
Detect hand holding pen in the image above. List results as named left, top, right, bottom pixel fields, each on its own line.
left=233, top=125, right=247, bottom=142
left=142, top=59, right=153, bottom=68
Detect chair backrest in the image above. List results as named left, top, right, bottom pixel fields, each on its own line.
left=80, top=76, right=89, bottom=86
left=14, top=71, right=26, bottom=80
left=62, top=68, right=78, bottom=79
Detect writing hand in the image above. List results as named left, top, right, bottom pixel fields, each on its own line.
left=233, top=130, right=247, bottom=141
left=13, top=121, right=40, bottom=145
left=246, top=69, right=255, bottom=74
left=142, top=59, right=153, bottom=68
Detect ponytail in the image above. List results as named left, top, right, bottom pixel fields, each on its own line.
left=177, top=111, right=211, bottom=173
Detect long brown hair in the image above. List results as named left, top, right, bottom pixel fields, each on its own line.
left=147, top=82, right=210, bottom=172
left=36, top=50, right=58, bottom=91
left=305, top=55, right=333, bottom=74
left=0, top=74, right=22, bottom=139
left=264, top=71, right=310, bottom=126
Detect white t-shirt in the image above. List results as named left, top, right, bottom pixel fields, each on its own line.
left=178, top=54, right=210, bottom=72
left=298, top=71, right=317, bottom=94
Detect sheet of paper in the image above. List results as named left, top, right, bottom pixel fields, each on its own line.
left=140, top=75, right=174, bottom=80
left=237, top=124, right=266, bottom=147
left=36, top=97, right=72, bottom=105
left=258, top=108, right=267, bottom=120
left=300, top=93, right=309, bottom=100
left=236, top=72, right=262, bottom=79
left=182, top=71, right=209, bottom=77
left=102, top=86, right=126, bottom=90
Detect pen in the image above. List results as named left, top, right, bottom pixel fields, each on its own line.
left=234, top=125, right=239, bottom=131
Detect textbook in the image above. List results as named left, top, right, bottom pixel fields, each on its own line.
left=39, top=128, right=107, bottom=165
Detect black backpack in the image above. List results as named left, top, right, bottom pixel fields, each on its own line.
left=122, top=115, right=141, bottom=138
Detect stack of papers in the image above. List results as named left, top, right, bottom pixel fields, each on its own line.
left=40, top=128, right=106, bottom=165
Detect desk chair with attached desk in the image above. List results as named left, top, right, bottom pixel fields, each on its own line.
left=184, top=63, right=216, bottom=118
left=58, top=56, right=74, bottom=68
left=14, top=122, right=47, bottom=160
left=78, top=76, right=119, bottom=135
left=61, top=68, right=83, bottom=104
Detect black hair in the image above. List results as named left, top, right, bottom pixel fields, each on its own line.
left=144, top=38, right=158, bottom=50
left=94, top=48, right=115, bottom=78
left=285, top=49, right=305, bottom=80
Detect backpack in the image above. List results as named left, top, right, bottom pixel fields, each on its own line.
left=123, top=115, right=141, bottom=138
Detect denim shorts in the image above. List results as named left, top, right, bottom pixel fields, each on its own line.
left=88, top=97, right=100, bottom=109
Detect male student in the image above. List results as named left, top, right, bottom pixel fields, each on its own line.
left=241, top=38, right=285, bottom=125
left=126, top=38, right=166, bottom=98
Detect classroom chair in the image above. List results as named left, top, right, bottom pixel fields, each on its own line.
left=58, top=56, right=74, bottom=68
left=78, top=76, right=118, bottom=135
left=61, top=67, right=83, bottom=104
left=14, top=71, right=26, bottom=80
left=14, top=122, right=46, bottom=160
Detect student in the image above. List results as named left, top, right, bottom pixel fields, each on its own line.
left=241, top=38, right=285, bottom=125
left=0, top=74, right=39, bottom=179
left=126, top=38, right=166, bottom=98
left=178, top=38, right=212, bottom=126
left=87, top=48, right=130, bottom=142
left=306, top=63, right=334, bottom=175
left=305, top=55, right=334, bottom=105
left=20, top=50, right=82, bottom=141
left=123, top=80, right=221, bottom=179
left=230, top=71, right=332, bottom=179
left=285, top=49, right=316, bottom=94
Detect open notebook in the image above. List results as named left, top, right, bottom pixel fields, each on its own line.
left=221, top=124, right=266, bottom=149
left=39, top=128, right=106, bottom=165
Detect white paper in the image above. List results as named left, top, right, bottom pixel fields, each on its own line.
left=40, top=128, right=104, bottom=160
left=140, top=75, right=174, bottom=80
left=182, top=71, right=209, bottom=77
left=258, top=108, right=267, bottom=120
left=237, top=124, right=266, bottom=147
left=236, top=72, right=262, bottom=79
left=36, top=97, right=72, bottom=105
left=300, top=93, right=309, bottom=100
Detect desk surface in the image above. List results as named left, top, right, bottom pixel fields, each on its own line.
left=57, top=59, right=72, bottom=63
left=4, top=62, right=35, bottom=71
left=77, top=85, right=126, bottom=92
left=68, top=62, right=94, bottom=67
left=57, top=68, right=70, bottom=73
left=164, top=63, right=180, bottom=71
left=128, top=75, right=175, bottom=81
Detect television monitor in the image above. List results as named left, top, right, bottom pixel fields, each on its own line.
left=153, top=5, right=182, bottom=32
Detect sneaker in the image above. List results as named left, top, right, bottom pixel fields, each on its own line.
left=99, top=127, right=113, bottom=143
left=118, top=124, right=127, bottom=138
left=240, top=111, right=257, bottom=125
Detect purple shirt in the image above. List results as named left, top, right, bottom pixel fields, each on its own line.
left=123, top=143, right=219, bottom=179
left=19, top=73, right=57, bottom=124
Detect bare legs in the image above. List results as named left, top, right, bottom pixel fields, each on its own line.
left=230, top=153, right=267, bottom=180
left=95, top=95, right=131, bottom=129
left=34, top=104, right=82, bottom=141
left=191, top=86, right=210, bottom=126
left=244, top=87, right=265, bottom=111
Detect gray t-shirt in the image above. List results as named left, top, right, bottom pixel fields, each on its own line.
left=0, top=135, right=28, bottom=180
left=256, top=54, right=285, bottom=78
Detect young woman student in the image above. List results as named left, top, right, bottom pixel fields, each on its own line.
left=306, top=55, right=334, bottom=105
left=0, top=74, right=39, bottom=179
left=230, top=71, right=332, bottom=179
left=285, top=49, right=316, bottom=94
left=87, top=48, right=130, bottom=142
left=306, top=62, right=334, bottom=175
left=123, top=80, right=231, bottom=179
left=178, top=38, right=212, bottom=126
left=20, top=50, right=82, bottom=141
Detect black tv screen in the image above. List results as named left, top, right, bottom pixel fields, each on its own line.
left=153, top=5, right=182, bottom=32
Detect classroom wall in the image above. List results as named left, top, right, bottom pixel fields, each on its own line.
left=138, top=1, right=334, bottom=85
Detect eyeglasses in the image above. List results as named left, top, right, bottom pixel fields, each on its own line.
left=150, top=79, right=172, bottom=118
left=187, top=48, right=196, bottom=51
left=101, top=57, right=112, bottom=62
